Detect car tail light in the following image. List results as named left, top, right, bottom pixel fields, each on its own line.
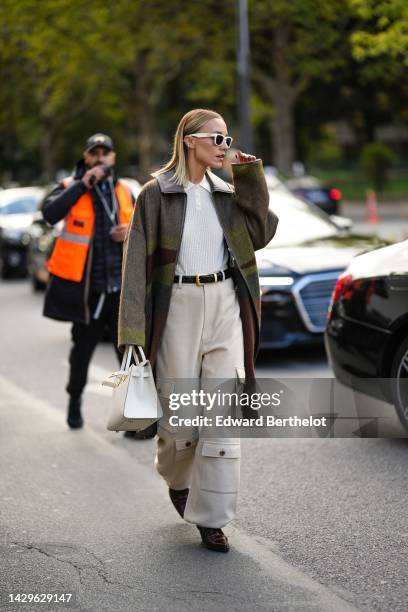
left=329, top=188, right=342, bottom=201
left=327, top=273, right=353, bottom=318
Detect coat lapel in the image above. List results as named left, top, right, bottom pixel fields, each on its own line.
left=154, top=169, right=184, bottom=194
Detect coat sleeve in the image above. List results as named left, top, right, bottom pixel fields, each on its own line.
left=231, top=160, right=279, bottom=251
left=118, top=190, right=147, bottom=350
left=42, top=181, right=87, bottom=225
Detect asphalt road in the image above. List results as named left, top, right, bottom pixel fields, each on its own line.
left=1, top=280, right=408, bottom=612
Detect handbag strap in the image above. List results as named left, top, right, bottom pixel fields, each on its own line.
left=120, top=345, right=148, bottom=372
left=102, top=345, right=148, bottom=387
left=119, top=346, right=132, bottom=372
left=133, top=346, right=147, bottom=365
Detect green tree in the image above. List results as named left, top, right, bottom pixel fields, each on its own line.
left=113, top=0, right=236, bottom=178
left=0, top=0, right=125, bottom=180
left=250, top=0, right=350, bottom=174
left=3, top=0, right=405, bottom=183
left=0, top=0, right=237, bottom=181
left=350, top=0, right=408, bottom=66
left=360, top=142, right=395, bottom=191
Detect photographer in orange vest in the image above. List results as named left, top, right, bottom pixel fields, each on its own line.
left=42, top=134, right=154, bottom=437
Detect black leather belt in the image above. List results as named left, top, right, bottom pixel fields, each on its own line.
left=174, top=268, right=233, bottom=287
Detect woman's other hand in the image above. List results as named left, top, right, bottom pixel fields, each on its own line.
left=234, top=151, right=257, bottom=164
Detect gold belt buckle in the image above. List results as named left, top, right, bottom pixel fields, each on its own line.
left=195, top=274, right=203, bottom=287
left=213, top=273, right=218, bottom=282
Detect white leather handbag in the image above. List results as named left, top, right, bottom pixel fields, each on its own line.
left=102, top=346, right=162, bottom=432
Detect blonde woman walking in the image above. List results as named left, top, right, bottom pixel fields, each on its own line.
left=118, top=109, right=278, bottom=552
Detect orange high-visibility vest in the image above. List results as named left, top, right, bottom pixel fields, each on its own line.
left=48, top=178, right=133, bottom=282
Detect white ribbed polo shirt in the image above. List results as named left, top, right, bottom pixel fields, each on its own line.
left=175, top=176, right=229, bottom=276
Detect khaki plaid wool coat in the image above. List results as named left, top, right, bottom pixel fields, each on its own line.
left=118, top=160, right=279, bottom=381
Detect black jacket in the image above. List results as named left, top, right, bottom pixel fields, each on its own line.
left=42, top=160, right=134, bottom=324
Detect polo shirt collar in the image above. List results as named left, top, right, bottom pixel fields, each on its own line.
left=184, top=176, right=211, bottom=192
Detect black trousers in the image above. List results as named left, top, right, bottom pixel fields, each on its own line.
left=66, top=291, right=122, bottom=399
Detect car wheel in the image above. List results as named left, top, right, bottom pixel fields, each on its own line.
left=391, top=337, right=408, bottom=433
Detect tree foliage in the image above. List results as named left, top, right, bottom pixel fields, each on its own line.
left=0, top=0, right=406, bottom=181
left=350, top=0, right=408, bottom=66
left=249, top=0, right=351, bottom=172
left=360, top=141, right=395, bottom=191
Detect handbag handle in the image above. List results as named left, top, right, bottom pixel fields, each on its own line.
left=134, top=346, right=147, bottom=365
left=120, top=345, right=148, bottom=372
left=102, top=345, right=148, bottom=388
left=119, top=346, right=132, bottom=372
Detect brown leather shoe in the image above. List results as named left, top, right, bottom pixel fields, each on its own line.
left=197, top=526, right=230, bottom=553
left=169, top=487, right=189, bottom=518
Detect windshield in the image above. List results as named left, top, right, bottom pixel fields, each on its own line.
left=266, top=189, right=338, bottom=248
left=0, top=196, right=39, bottom=215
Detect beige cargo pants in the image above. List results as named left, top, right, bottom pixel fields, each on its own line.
left=154, top=277, right=244, bottom=528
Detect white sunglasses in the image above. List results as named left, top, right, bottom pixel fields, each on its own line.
left=189, top=132, right=233, bottom=148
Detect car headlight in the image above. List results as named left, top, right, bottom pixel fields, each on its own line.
left=260, top=276, right=294, bottom=287
left=260, top=276, right=295, bottom=296
left=258, top=262, right=295, bottom=289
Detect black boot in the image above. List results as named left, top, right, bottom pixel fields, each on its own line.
left=67, top=396, right=83, bottom=429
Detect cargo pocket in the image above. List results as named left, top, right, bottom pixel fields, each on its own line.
left=175, top=437, right=197, bottom=462
left=199, top=440, right=241, bottom=494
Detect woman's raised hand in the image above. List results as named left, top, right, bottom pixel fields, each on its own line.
left=235, top=151, right=256, bottom=164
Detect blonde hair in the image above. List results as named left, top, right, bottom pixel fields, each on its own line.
left=155, top=108, right=222, bottom=185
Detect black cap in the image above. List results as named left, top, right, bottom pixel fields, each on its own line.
left=84, top=133, right=114, bottom=153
